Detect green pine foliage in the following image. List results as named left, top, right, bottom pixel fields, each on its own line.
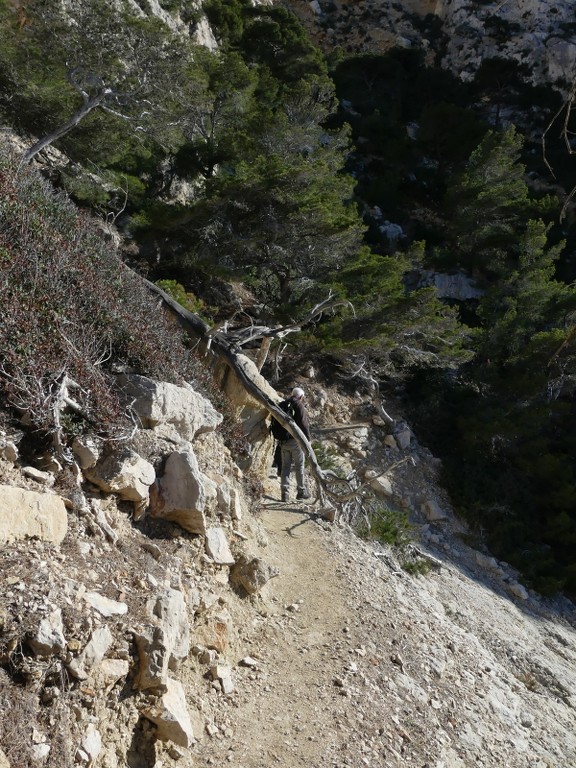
left=443, top=127, right=558, bottom=276
left=406, top=137, right=576, bottom=594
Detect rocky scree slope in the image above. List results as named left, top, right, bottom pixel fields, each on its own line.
left=0, top=372, right=575, bottom=768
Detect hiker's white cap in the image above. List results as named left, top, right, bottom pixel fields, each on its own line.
left=291, top=387, right=305, bottom=400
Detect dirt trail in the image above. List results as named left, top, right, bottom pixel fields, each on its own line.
left=227, top=497, right=352, bottom=767
left=193, top=480, right=576, bottom=768
left=192, top=474, right=373, bottom=768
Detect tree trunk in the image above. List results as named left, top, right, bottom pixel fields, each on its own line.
left=22, top=91, right=106, bottom=164
left=143, top=278, right=329, bottom=500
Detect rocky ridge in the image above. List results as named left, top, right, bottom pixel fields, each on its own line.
left=283, top=0, right=576, bottom=88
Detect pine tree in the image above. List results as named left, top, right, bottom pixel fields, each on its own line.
left=444, top=127, right=553, bottom=276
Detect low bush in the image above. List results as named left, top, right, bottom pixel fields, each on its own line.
left=0, top=145, right=205, bottom=443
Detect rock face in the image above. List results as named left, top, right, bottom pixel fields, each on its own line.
left=0, top=485, right=67, bottom=544
left=436, top=0, right=576, bottom=86
left=286, top=0, right=576, bottom=88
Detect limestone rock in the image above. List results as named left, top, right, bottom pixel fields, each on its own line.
left=205, top=527, right=235, bottom=566
left=0, top=747, right=10, bottom=768
left=365, top=471, right=394, bottom=497
left=71, top=436, right=100, bottom=469
left=30, top=743, right=50, bottom=761
left=68, top=626, right=114, bottom=680
left=21, top=465, right=54, bottom=486
left=28, top=608, right=66, bottom=657
left=84, top=447, right=155, bottom=507
left=92, top=658, right=130, bottom=692
left=150, top=446, right=216, bottom=533
left=210, top=664, right=234, bottom=694
left=384, top=434, right=398, bottom=449
left=83, top=592, right=128, bottom=617
left=421, top=499, right=448, bottom=522
left=80, top=724, right=102, bottom=765
left=117, top=374, right=222, bottom=442
left=149, top=587, right=190, bottom=667
left=0, top=485, right=67, bottom=545
left=230, top=555, right=279, bottom=595
left=142, top=677, right=195, bottom=747
left=133, top=586, right=191, bottom=691
left=194, top=608, right=233, bottom=653
left=214, top=352, right=281, bottom=475
left=216, top=482, right=243, bottom=521
left=133, top=625, right=170, bottom=691
left=394, top=428, right=412, bottom=450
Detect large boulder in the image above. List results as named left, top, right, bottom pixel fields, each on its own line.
left=83, top=447, right=155, bottom=511
left=0, top=485, right=67, bottom=545
left=117, top=374, right=222, bottom=442
left=150, top=445, right=217, bottom=534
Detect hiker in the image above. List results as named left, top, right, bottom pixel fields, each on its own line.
left=278, top=386, right=311, bottom=502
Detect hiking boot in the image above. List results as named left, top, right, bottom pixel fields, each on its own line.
left=296, top=490, right=311, bottom=500
left=281, top=490, right=288, bottom=502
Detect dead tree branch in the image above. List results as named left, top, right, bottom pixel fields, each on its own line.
left=142, top=277, right=359, bottom=516
left=542, top=84, right=576, bottom=221
left=142, top=276, right=415, bottom=524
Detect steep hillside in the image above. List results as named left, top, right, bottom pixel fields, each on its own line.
left=1, top=379, right=576, bottom=768
left=2, top=3, right=576, bottom=766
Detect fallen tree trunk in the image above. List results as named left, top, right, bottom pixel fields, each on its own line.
left=143, top=278, right=404, bottom=521
left=143, top=278, right=336, bottom=506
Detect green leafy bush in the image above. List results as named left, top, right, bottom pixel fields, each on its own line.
left=357, top=505, right=412, bottom=548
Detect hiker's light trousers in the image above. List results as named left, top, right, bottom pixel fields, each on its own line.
left=280, top=439, right=306, bottom=495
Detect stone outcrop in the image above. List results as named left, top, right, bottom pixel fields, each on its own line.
left=0, top=485, right=68, bottom=544
left=117, top=374, right=223, bottom=442
left=150, top=445, right=217, bottom=533
left=287, top=0, right=576, bottom=90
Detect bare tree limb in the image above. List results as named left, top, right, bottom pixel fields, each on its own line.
left=141, top=277, right=355, bottom=513
left=542, top=84, right=576, bottom=221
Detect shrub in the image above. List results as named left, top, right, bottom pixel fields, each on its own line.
left=0, top=144, right=205, bottom=443
left=357, top=504, right=412, bottom=548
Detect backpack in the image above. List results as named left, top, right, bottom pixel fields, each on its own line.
left=270, top=398, right=296, bottom=442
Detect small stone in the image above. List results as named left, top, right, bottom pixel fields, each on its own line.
left=239, top=656, right=258, bottom=668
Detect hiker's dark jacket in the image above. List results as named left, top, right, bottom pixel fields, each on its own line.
left=286, top=397, right=311, bottom=441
